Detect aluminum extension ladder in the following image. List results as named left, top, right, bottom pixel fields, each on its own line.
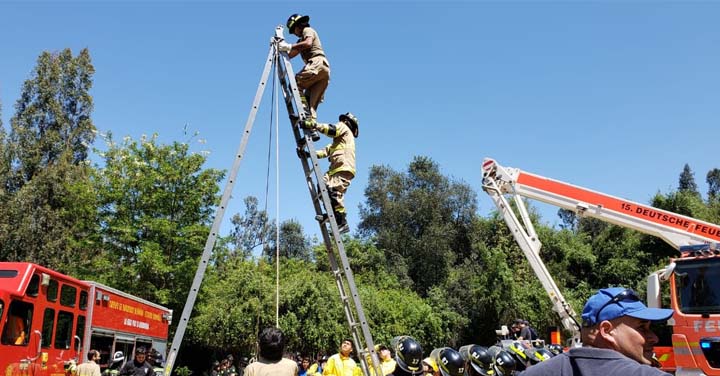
left=165, top=26, right=383, bottom=376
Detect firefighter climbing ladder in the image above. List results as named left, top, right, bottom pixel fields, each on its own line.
left=165, top=26, right=383, bottom=376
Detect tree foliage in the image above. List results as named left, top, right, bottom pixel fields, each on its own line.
left=272, top=219, right=313, bottom=262
left=358, top=156, right=476, bottom=296
left=230, top=196, right=274, bottom=259
left=0, top=48, right=97, bottom=272
left=91, top=133, right=224, bottom=313
left=8, top=48, right=95, bottom=187
left=679, top=163, right=699, bottom=196
left=707, top=168, right=720, bottom=199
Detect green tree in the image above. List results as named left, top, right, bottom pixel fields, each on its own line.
left=707, top=168, right=720, bottom=199
left=8, top=49, right=95, bottom=187
left=0, top=48, right=98, bottom=272
left=92, top=133, right=224, bottom=313
left=230, top=196, right=274, bottom=259
left=679, top=163, right=699, bottom=196
left=706, top=168, right=720, bottom=224
left=0, top=100, right=8, bottom=195
left=557, top=208, right=578, bottom=232
left=268, top=219, right=312, bottom=262
left=358, top=156, right=476, bottom=296
left=190, top=238, right=452, bottom=359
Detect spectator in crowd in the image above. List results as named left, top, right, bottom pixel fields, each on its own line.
left=238, top=357, right=249, bottom=376
left=118, top=347, right=152, bottom=376
left=519, top=287, right=673, bottom=376
left=244, top=327, right=298, bottom=376
left=323, top=338, right=360, bottom=376
left=514, top=319, right=539, bottom=341
left=299, top=356, right=313, bottom=376
left=76, top=349, right=101, bottom=376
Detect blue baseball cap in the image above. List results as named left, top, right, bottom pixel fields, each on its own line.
left=581, top=287, right=673, bottom=326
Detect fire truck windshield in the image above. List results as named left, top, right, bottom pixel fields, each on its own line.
left=675, top=258, right=720, bottom=314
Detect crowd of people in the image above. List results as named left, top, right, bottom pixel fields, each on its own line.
left=67, top=284, right=672, bottom=376
left=199, top=285, right=673, bottom=376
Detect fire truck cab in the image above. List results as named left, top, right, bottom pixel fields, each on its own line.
left=0, top=262, right=171, bottom=376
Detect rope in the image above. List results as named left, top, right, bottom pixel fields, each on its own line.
left=262, top=53, right=281, bottom=329
left=274, top=58, right=281, bottom=329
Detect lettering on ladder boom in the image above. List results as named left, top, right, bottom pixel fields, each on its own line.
left=620, top=201, right=720, bottom=239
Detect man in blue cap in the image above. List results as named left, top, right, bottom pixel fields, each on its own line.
left=519, top=287, right=673, bottom=376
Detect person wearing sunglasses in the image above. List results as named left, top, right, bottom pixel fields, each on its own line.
left=518, top=287, right=673, bottom=376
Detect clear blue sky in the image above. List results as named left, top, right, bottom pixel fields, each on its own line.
left=2, top=1, right=719, bottom=245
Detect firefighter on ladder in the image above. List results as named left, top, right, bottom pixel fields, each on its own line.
left=278, top=14, right=331, bottom=121
left=300, top=113, right=359, bottom=234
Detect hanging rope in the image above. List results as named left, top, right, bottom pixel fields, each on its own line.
left=261, top=54, right=282, bottom=329
left=274, top=57, right=281, bottom=329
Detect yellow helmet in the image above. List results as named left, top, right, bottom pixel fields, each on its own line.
left=422, top=357, right=438, bottom=372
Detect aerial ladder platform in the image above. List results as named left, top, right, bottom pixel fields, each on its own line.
left=164, top=26, right=383, bottom=376
left=482, top=157, right=720, bottom=375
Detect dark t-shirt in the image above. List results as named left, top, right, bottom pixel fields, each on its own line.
left=518, top=347, right=671, bottom=376
left=118, top=360, right=153, bottom=376
left=520, top=326, right=537, bottom=340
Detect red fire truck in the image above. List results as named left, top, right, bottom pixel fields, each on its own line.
left=0, top=262, right=172, bottom=375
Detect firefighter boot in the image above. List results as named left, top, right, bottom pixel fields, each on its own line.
left=335, top=211, right=349, bottom=234
left=299, top=93, right=320, bottom=142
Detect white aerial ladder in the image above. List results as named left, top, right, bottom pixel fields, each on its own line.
left=481, top=157, right=720, bottom=352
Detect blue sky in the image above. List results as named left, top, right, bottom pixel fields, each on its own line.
left=2, top=1, right=719, bottom=246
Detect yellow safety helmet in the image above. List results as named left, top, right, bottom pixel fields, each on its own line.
left=422, top=357, right=438, bottom=372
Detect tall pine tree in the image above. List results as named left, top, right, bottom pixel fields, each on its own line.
left=0, top=48, right=98, bottom=272
left=679, top=163, right=699, bottom=196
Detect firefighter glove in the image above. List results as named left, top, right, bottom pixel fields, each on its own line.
left=301, top=118, right=317, bottom=129
left=278, top=41, right=292, bottom=52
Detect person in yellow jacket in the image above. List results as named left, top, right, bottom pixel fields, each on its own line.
left=323, top=338, right=361, bottom=376
left=365, top=344, right=397, bottom=376
left=301, top=113, right=359, bottom=234
left=307, top=355, right=327, bottom=376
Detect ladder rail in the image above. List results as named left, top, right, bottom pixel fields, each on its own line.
left=164, top=45, right=276, bottom=375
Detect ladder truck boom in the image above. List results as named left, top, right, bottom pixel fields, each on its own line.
left=482, top=157, right=720, bottom=376
left=482, top=158, right=720, bottom=249
left=481, top=160, right=582, bottom=344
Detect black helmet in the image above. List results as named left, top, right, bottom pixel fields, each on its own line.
left=523, top=347, right=545, bottom=365
left=286, top=14, right=310, bottom=33
left=459, top=345, right=493, bottom=375
left=506, top=342, right=528, bottom=371
left=135, top=346, right=146, bottom=355
left=339, top=112, right=359, bottom=138
left=391, top=336, right=424, bottom=374
left=489, top=348, right=516, bottom=376
left=430, top=348, right=466, bottom=376
left=535, top=347, right=554, bottom=361
left=547, top=344, right=563, bottom=356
